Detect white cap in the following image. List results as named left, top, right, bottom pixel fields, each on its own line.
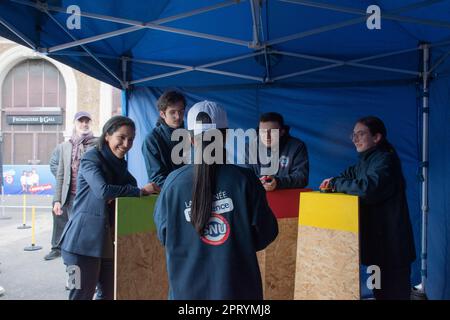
left=187, top=100, right=228, bottom=135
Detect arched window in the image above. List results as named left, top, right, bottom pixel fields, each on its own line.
left=2, top=58, right=66, bottom=109
left=1, top=59, right=66, bottom=165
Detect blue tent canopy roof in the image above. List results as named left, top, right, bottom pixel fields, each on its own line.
left=2, top=0, right=450, bottom=88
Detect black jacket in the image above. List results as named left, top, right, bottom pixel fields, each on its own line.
left=247, top=127, right=309, bottom=189
left=331, top=145, right=416, bottom=268
left=142, top=121, right=184, bottom=187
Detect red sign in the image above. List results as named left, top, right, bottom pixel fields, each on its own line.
left=29, top=184, right=53, bottom=193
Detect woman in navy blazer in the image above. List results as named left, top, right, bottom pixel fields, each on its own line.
left=59, top=116, right=160, bottom=300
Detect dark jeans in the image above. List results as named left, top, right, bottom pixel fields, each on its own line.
left=50, top=196, right=74, bottom=251
left=62, top=250, right=114, bottom=300
left=373, top=266, right=411, bottom=300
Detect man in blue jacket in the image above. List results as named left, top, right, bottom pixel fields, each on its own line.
left=142, top=90, right=187, bottom=187
left=247, top=112, right=309, bottom=191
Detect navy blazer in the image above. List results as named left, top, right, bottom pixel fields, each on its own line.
left=59, top=146, right=141, bottom=258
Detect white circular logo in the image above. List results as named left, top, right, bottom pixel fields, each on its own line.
left=201, top=214, right=230, bottom=246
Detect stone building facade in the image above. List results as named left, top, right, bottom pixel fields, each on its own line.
left=0, top=37, right=121, bottom=165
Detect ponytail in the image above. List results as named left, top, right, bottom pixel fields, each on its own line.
left=191, top=157, right=217, bottom=235
left=190, top=112, right=226, bottom=236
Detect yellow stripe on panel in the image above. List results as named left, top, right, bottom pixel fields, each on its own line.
left=299, top=192, right=358, bottom=233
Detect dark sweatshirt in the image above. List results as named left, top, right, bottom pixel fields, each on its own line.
left=142, top=120, right=185, bottom=187
left=247, top=127, right=309, bottom=189
left=154, top=164, right=278, bottom=299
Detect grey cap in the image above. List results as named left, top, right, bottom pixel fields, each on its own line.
left=187, top=100, right=228, bottom=135
left=74, top=111, right=92, bottom=121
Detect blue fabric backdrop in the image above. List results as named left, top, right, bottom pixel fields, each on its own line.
left=127, top=84, right=423, bottom=295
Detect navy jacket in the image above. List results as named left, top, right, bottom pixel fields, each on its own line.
left=330, top=145, right=416, bottom=268
left=247, top=129, right=309, bottom=189
left=59, top=146, right=141, bottom=259
left=142, top=121, right=185, bottom=187
left=154, top=164, right=279, bottom=300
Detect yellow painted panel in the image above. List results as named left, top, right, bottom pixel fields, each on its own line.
left=299, top=192, right=358, bottom=233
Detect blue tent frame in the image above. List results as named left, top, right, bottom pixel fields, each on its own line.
left=1, top=0, right=449, bottom=299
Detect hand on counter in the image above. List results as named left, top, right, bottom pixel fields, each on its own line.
left=141, top=182, right=161, bottom=196
left=319, top=178, right=334, bottom=192
left=260, top=175, right=277, bottom=192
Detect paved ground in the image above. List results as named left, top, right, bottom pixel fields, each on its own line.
left=0, top=194, right=67, bottom=300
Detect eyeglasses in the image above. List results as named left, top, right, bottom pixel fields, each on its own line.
left=350, top=130, right=370, bottom=140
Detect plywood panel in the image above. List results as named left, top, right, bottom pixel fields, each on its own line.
left=115, top=232, right=168, bottom=299
left=115, top=196, right=168, bottom=300
left=294, top=225, right=359, bottom=300
left=257, top=189, right=311, bottom=300
left=294, top=192, right=360, bottom=300
left=259, top=217, right=298, bottom=300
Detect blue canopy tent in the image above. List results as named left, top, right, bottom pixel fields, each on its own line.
left=1, top=0, right=449, bottom=299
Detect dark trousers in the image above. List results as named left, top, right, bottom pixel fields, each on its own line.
left=62, top=250, right=114, bottom=300
left=373, top=266, right=411, bottom=300
left=50, top=196, right=74, bottom=251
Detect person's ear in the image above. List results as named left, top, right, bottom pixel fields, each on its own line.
left=159, top=110, right=166, bottom=119
left=373, top=133, right=382, bottom=144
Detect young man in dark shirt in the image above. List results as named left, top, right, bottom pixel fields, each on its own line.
left=142, top=90, right=187, bottom=187
left=248, top=112, right=309, bottom=191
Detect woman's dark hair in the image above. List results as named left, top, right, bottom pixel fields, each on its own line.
left=259, top=112, right=285, bottom=128
left=98, top=115, right=135, bottom=149
left=356, top=116, right=393, bottom=151
left=357, top=116, right=406, bottom=188
left=190, top=112, right=226, bottom=236
left=157, top=90, right=186, bottom=113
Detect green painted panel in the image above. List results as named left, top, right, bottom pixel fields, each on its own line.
left=116, top=195, right=158, bottom=236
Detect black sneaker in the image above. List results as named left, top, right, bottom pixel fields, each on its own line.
left=44, top=250, right=61, bottom=260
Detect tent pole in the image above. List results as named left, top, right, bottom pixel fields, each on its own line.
left=121, top=57, right=128, bottom=90
left=44, top=0, right=242, bottom=53
left=130, top=67, right=263, bottom=85
left=121, top=57, right=129, bottom=117
left=12, top=0, right=242, bottom=26
left=130, top=51, right=265, bottom=85
left=43, top=9, right=122, bottom=86
left=268, top=1, right=447, bottom=47
left=279, top=0, right=450, bottom=30
left=271, top=48, right=421, bottom=81
left=250, top=0, right=262, bottom=48
left=14, top=0, right=249, bottom=51
left=429, top=49, right=450, bottom=73
left=420, top=43, right=430, bottom=294
left=0, top=16, right=36, bottom=50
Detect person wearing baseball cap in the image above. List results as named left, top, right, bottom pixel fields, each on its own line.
left=154, top=100, right=278, bottom=300
left=73, top=111, right=92, bottom=122
left=45, top=111, right=97, bottom=261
